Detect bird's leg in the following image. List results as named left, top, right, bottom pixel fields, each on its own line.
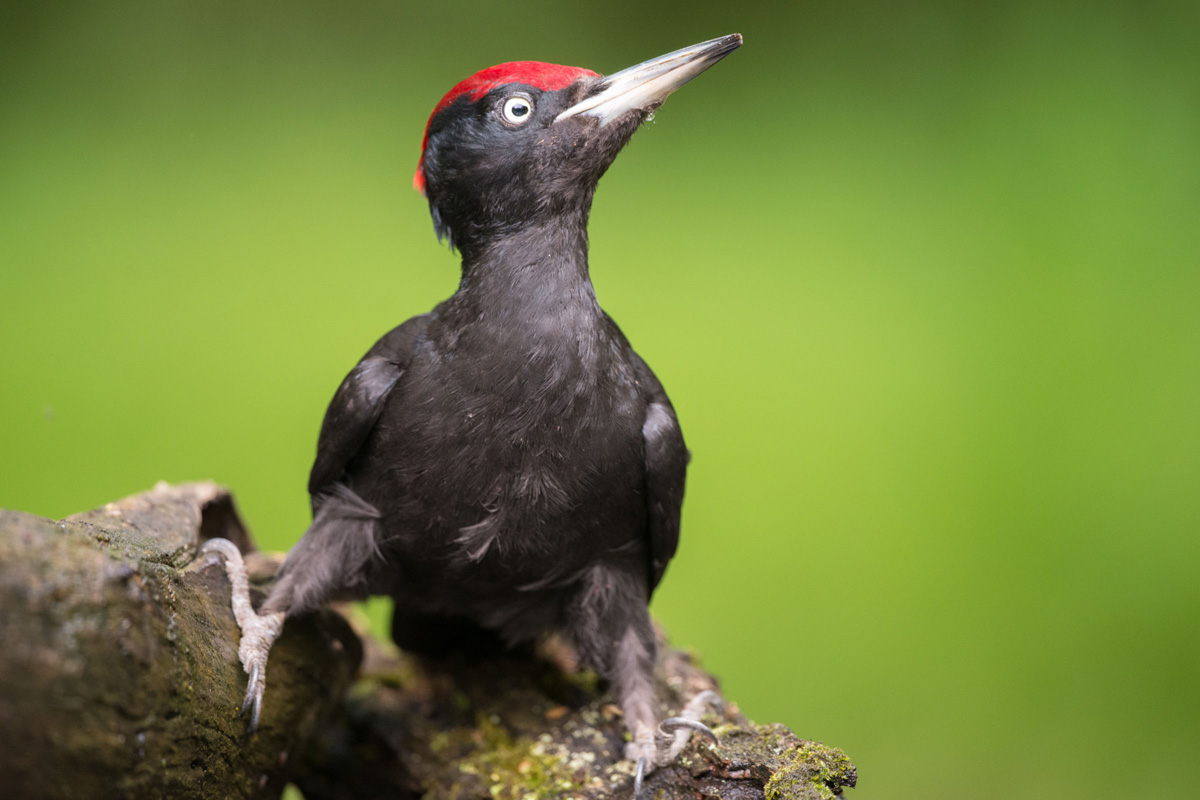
left=570, top=568, right=725, bottom=796
left=193, top=537, right=284, bottom=732
left=627, top=689, right=724, bottom=798
left=609, top=626, right=724, bottom=798
left=191, top=487, right=380, bottom=732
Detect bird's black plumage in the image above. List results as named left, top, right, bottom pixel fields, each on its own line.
left=209, top=34, right=742, bottom=789
left=270, top=215, right=685, bottom=662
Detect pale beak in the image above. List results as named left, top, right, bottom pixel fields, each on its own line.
left=555, top=33, right=742, bottom=126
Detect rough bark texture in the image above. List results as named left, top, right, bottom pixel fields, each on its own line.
left=293, top=632, right=857, bottom=800
left=0, top=484, right=856, bottom=800
left=0, top=483, right=361, bottom=799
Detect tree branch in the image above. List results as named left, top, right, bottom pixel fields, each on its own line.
left=0, top=484, right=855, bottom=800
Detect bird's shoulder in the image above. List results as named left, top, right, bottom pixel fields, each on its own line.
left=307, top=311, right=437, bottom=497
left=596, top=312, right=671, bottom=408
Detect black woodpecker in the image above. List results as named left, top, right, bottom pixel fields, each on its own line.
left=200, top=33, right=742, bottom=795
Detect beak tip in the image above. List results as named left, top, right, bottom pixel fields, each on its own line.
left=555, top=33, right=743, bottom=125
left=719, top=33, right=744, bottom=58
left=713, top=33, right=744, bottom=53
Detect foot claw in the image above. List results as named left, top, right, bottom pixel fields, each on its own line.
left=199, top=537, right=283, bottom=734
left=659, top=716, right=718, bottom=745
left=240, top=663, right=263, bottom=730
left=683, top=689, right=724, bottom=719
left=634, top=756, right=647, bottom=799
left=656, top=688, right=728, bottom=762
left=236, top=618, right=278, bottom=732
left=246, top=685, right=263, bottom=734
left=240, top=665, right=260, bottom=715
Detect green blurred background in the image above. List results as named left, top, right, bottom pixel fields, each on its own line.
left=3, top=1, right=1198, bottom=797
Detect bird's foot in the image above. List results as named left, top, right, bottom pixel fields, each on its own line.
left=660, top=688, right=724, bottom=760
left=627, top=689, right=724, bottom=798
left=233, top=607, right=284, bottom=733
left=194, top=537, right=284, bottom=733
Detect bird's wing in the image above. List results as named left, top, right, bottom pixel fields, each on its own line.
left=308, top=313, right=433, bottom=498
left=631, top=354, right=689, bottom=596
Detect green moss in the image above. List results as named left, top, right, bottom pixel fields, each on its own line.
left=566, top=668, right=601, bottom=696
left=764, top=741, right=856, bottom=800
left=443, top=714, right=586, bottom=800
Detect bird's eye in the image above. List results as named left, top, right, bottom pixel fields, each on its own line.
left=501, top=95, right=534, bottom=126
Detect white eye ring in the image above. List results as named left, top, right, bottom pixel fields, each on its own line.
left=501, top=95, right=534, bottom=126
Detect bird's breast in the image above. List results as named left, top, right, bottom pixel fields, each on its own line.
left=362, top=320, right=647, bottom=592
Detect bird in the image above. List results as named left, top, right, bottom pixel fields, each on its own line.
left=198, top=33, right=742, bottom=796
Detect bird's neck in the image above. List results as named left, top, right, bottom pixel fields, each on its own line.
left=453, top=213, right=600, bottom=321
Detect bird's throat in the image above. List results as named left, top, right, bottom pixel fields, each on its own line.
left=454, top=215, right=600, bottom=325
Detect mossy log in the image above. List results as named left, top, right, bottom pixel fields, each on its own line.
left=0, top=484, right=856, bottom=800
left=0, top=482, right=361, bottom=798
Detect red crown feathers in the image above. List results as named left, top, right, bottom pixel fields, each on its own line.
left=413, top=61, right=599, bottom=194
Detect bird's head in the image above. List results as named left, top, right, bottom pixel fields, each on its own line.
left=414, top=34, right=742, bottom=252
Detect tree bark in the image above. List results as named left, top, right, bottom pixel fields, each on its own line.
left=0, top=484, right=856, bottom=800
